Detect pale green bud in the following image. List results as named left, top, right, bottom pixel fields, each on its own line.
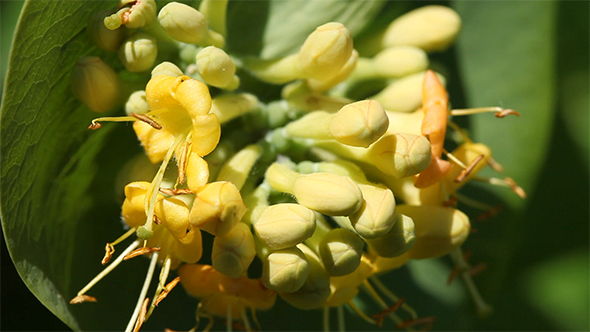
left=382, top=5, right=461, bottom=52
left=330, top=99, right=389, bottom=148
left=279, top=244, right=331, bottom=310
left=373, top=46, right=429, bottom=78
left=216, top=144, right=261, bottom=190
left=315, top=160, right=369, bottom=184
left=265, top=162, right=300, bottom=195
left=121, top=0, right=157, bottom=29
left=368, top=133, right=431, bottom=178
left=306, top=49, right=359, bottom=92
left=196, top=46, right=238, bottom=89
left=298, top=22, right=353, bottom=81
left=212, top=222, right=256, bottom=278
left=318, top=228, right=364, bottom=277
left=151, top=61, right=183, bottom=77
left=284, top=111, right=333, bottom=140
left=365, top=213, right=415, bottom=258
left=210, top=93, right=259, bottom=124
left=281, top=80, right=351, bottom=112
left=399, top=205, right=470, bottom=259
left=372, top=71, right=446, bottom=113
left=125, top=90, right=149, bottom=115
left=262, top=246, right=310, bottom=293
left=293, top=172, right=363, bottom=216
left=71, top=56, right=121, bottom=113
left=349, top=184, right=397, bottom=239
left=158, top=2, right=208, bottom=44
left=118, top=32, right=158, bottom=72
left=198, top=0, right=228, bottom=36
left=254, top=203, right=316, bottom=251
left=88, top=10, right=127, bottom=52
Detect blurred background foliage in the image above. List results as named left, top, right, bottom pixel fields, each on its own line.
left=1, top=0, right=588, bottom=331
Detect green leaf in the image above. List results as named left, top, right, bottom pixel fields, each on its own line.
left=226, top=0, right=386, bottom=58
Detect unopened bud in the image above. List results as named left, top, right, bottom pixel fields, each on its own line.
left=151, top=61, right=183, bottom=77
left=299, top=22, right=353, bottom=81
left=212, top=222, right=256, bottom=278
left=125, top=90, right=149, bottom=115
left=372, top=71, right=445, bottom=113
left=158, top=2, right=208, bottom=44
left=306, top=49, right=358, bottom=92
left=118, top=32, right=158, bottom=72
left=196, top=46, right=238, bottom=89
left=189, top=181, right=246, bottom=236
left=262, top=246, right=310, bottom=293
left=216, top=144, right=261, bottom=190
left=373, top=46, right=429, bottom=78
left=293, top=173, right=363, bottom=216
left=325, top=255, right=373, bottom=307
left=284, top=111, right=333, bottom=140
left=399, top=205, right=470, bottom=259
left=349, top=184, right=397, bottom=239
left=255, top=203, right=316, bottom=251
left=279, top=244, right=330, bottom=309
left=71, top=56, right=121, bottom=113
left=318, top=228, right=364, bottom=276
left=330, top=100, right=389, bottom=148
left=382, top=5, right=461, bottom=52
left=265, top=162, right=300, bottom=195
left=210, top=93, right=259, bottom=124
left=365, top=213, right=415, bottom=258
left=368, top=133, right=431, bottom=178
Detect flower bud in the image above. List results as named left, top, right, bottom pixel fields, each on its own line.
left=88, top=10, right=127, bottom=52
left=382, top=5, right=461, bottom=52
left=330, top=100, right=389, bottom=148
left=212, top=222, right=256, bottom=278
left=71, top=56, right=121, bottom=113
left=210, top=93, right=259, bottom=124
left=158, top=2, right=208, bottom=44
left=368, top=133, right=431, bottom=178
left=293, top=173, right=363, bottom=216
left=279, top=244, right=330, bottom=309
left=262, top=246, right=310, bottom=293
left=372, top=71, right=445, bottom=113
left=122, top=0, right=157, bottom=29
left=265, top=162, right=300, bottom=195
left=125, top=90, right=149, bottom=115
left=196, top=46, right=238, bottom=89
left=255, top=203, right=316, bottom=251
left=151, top=61, right=183, bottom=77
left=399, top=205, right=470, bottom=259
left=298, top=22, right=353, bottom=81
left=284, top=111, right=333, bottom=140
left=306, top=49, right=359, bottom=92
left=189, top=181, right=246, bottom=236
left=349, top=184, right=397, bottom=239
left=365, top=213, right=415, bottom=258
left=118, top=32, right=158, bottom=72
left=216, top=144, right=261, bottom=190
left=318, top=228, right=364, bottom=276
left=325, top=254, right=373, bottom=307
left=373, top=46, right=429, bottom=78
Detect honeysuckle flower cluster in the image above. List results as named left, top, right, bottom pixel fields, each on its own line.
left=69, top=2, right=525, bottom=331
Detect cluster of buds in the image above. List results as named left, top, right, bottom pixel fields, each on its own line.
left=70, top=2, right=525, bottom=332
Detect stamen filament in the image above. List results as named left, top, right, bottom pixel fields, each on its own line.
left=76, top=240, right=140, bottom=297
left=450, top=248, right=493, bottom=318
left=112, top=228, right=138, bottom=246
left=147, top=257, right=173, bottom=319
left=369, top=277, right=418, bottom=319
left=337, top=305, right=345, bottom=332
left=125, top=250, right=160, bottom=332
left=450, top=107, right=519, bottom=118
left=88, top=116, right=142, bottom=130
left=472, top=176, right=526, bottom=199
left=143, top=131, right=189, bottom=235
left=347, top=300, right=376, bottom=325
left=443, top=149, right=468, bottom=169
left=362, top=280, right=403, bottom=325
left=455, top=193, right=495, bottom=211
left=323, top=306, right=330, bottom=332
left=240, top=306, right=252, bottom=332
left=226, top=302, right=232, bottom=332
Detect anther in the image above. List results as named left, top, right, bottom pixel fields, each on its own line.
left=159, top=188, right=193, bottom=196
left=133, top=297, right=150, bottom=332
left=177, top=142, right=191, bottom=185
left=396, top=316, right=436, bottom=331
left=88, top=121, right=102, bottom=130
left=494, top=109, right=520, bottom=118
left=504, top=177, right=526, bottom=199
left=154, top=277, right=181, bottom=306
left=487, top=157, right=505, bottom=173
left=371, top=298, right=405, bottom=327
left=124, top=247, right=161, bottom=260
left=454, top=154, right=484, bottom=183
left=153, top=214, right=161, bottom=225
left=70, top=294, right=98, bottom=304
left=102, top=243, right=115, bottom=265
left=131, top=113, right=163, bottom=130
